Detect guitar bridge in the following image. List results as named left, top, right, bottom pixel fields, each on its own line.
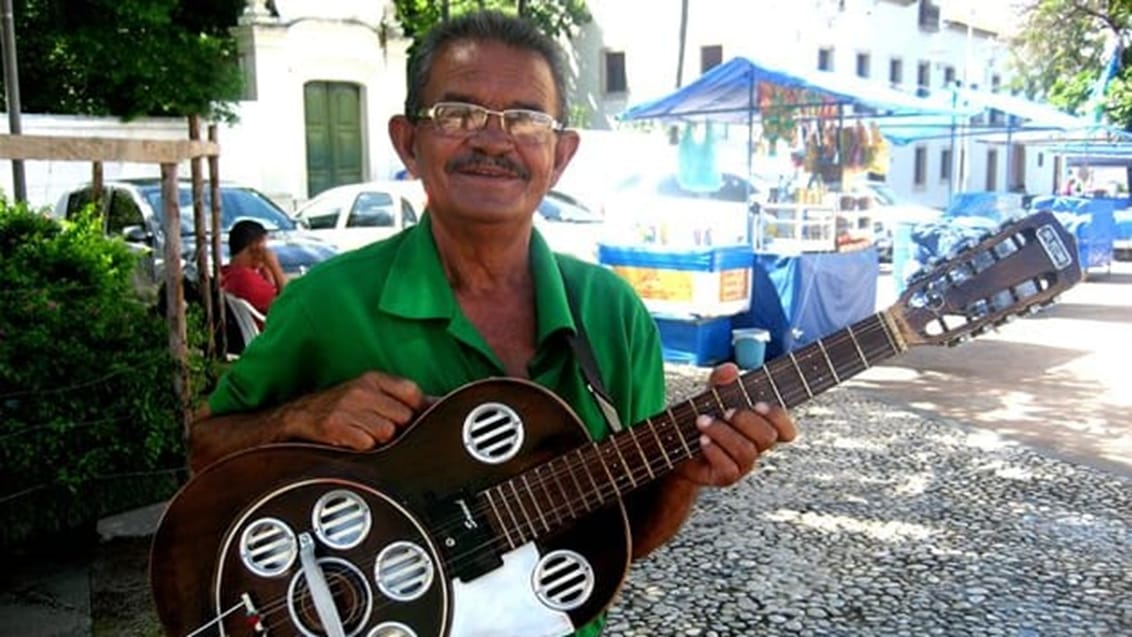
left=241, top=592, right=268, bottom=634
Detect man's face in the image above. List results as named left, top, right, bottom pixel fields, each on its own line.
left=389, top=39, right=579, bottom=227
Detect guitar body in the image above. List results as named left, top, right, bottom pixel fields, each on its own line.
left=150, top=379, right=631, bottom=637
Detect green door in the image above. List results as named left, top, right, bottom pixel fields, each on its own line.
left=304, top=81, right=364, bottom=198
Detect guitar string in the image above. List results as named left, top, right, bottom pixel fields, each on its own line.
left=193, top=320, right=898, bottom=636
left=437, top=319, right=899, bottom=568
left=437, top=320, right=895, bottom=564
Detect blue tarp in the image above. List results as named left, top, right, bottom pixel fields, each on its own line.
left=734, top=249, right=879, bottom=353
left=618, top=56, right=965, bottom=125
left=1029, top=196, right=1116, bottom=270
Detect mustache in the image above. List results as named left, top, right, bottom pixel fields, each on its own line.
left=446, top=153, right=530, bottom=179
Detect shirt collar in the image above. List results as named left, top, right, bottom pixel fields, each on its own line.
left=378, top=212, right=576, bottom=344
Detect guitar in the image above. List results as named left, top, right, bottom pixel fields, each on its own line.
left=150, top=211, right=1081, bottom=637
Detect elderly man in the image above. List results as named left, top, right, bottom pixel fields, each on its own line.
left=187, top=10, right=794, bottom=637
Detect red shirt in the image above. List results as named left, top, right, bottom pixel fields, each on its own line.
left=220, top=264, right=279, bottom=318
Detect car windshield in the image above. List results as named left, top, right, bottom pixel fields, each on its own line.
left=539, top=193, right=604, bottom=223
left=140, top=185, right=296, bottom=235
left=866, top=183, right=899, bottom=206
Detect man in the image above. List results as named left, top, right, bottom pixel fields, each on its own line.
left=220, top=219, right=286, bottom=319
left=189, top=10, right=795, bottom=636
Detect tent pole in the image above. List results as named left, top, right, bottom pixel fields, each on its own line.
left=748, top=73, right=758, bottom=251
left=948, top=86, right=958, bottom=207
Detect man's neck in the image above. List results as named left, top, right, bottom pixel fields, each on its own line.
left=430, top=219, right=533, bottom=295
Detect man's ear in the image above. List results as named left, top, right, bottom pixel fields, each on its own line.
left=388, top=115, right=420, bottom=178
left=548, top=129, right=581, bottom=188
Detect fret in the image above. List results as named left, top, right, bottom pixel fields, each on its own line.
left=626, top=426, right=655, bottom=480
left=530, top=467, right=560, bottom=529
left=507, top=480, right=538, bottom=539
left=494, top=484, right=526, bottom=545
left=667, top=407, right=695, bottom=460
left=709, top=387, right=727, bottom=414
left=816, top=339, right=841, bottom=384
left=563, top=452, right=590, bottom=514
left=760, top=366, right=785, bottom=407
left=546, top=459, right=577, bottom=521
left=793, top=347, right=839, bottom=395
left=735, top=376, right=755, bottom=409
left=845, top=324, right=870, bottom=369
left=611, top=436, right=638, bottom=491
left=824, top=327, right=871, bottom=381
left=646, top=417, right=674, bottom=470
left=786, top=352, right=814, bottom=398
left=592, top=442, right=623, bottom=498
left=483, top=488, right=515, bottom=550
left=576, top=447, right=605, bottom=506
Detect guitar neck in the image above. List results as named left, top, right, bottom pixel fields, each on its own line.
left=481, top=311, right=905, bottom=549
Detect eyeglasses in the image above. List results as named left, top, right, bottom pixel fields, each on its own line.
left=415, top=101, right=564, bottom=144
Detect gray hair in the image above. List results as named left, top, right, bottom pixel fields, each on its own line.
left=404, top=10, right=570, bottom=126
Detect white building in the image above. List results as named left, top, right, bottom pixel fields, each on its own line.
left=570, top=0, right=1042, bottom=208
left=5, top=0, right=1058, bottom=212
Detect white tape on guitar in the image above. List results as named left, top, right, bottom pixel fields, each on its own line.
left=449, top=543, right=574, bottom=637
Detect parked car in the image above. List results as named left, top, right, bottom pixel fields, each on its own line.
left=53, top=179, right=338, bottom=298
left=600, top=170, right=766, bottom=247
left=292, top=180, right=427, bottom=251
left=535, top=190, right=606, bottom=261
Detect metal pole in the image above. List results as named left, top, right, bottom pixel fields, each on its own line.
left=0, top=0, right=25, bottom=202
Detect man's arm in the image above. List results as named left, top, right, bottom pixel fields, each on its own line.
left=625, top=475, right=700, bottom=559
left=189, top=371, right=427, bottom=473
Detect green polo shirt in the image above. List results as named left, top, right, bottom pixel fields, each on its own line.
left=209, top=213, right=666, bottom=637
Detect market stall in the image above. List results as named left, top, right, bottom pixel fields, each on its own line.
left=609, top=56, right=963, bottom=362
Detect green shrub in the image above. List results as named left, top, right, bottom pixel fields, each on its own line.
left=0, top=198, right=189, bottom=548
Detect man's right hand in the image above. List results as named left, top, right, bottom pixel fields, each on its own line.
left=280, top=371, right=428, bottom=450
left=189, top=371, right=430, bottom=472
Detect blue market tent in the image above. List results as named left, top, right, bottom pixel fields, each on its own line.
left=618, top=56, right=966, bottom=124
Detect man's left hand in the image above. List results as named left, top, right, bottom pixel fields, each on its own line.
left=675, top=362, right=796, bottom=488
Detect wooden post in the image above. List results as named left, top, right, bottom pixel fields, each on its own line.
left=208, top=124, right=227, bottom=358
left=188, top=115, right=215, bottom=361
left=161, top=162, right=190, bottom=434
left=91, top=161, right=103, bottom=204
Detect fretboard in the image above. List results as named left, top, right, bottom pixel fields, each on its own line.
left=481, top=311, right=904, bottom=549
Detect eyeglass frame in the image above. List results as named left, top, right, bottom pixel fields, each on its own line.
left=413, top=101, right=566, bottom=142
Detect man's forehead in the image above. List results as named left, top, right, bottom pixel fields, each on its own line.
left=428, top=39, right=555, bottom=95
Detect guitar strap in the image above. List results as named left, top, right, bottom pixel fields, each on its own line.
left=560, top=265, right=624, bottom=434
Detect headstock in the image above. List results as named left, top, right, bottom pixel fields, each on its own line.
left=887, top=211, right=1082, bottom=347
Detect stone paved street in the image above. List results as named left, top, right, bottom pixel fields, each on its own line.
left=604, top=368, right=1132, bottom=636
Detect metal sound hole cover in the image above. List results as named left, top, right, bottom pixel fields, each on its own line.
left=287, top=557, right=372, bottom=637
left=532, top=550, right=594, bottom=612
left=239, top=517, right=298, bottom=578
left=312, top=489, right=372, bottom=550
left=367, top=622, right=417, bottom=637
left=462, top=402, right=525, bottom=464
left=374, top=541, right=435, bottom=602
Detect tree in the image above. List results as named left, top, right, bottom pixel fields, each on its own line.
left=3, top=0, right=245, bottom=121
left=1009, top=0, right=1132, bottom=129
left=392, top=0, right=591, bottom=43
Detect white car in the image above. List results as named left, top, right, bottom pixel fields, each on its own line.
left=293, top=180, right=427, bottom=251
left=847, top=181, right=942, bottom=262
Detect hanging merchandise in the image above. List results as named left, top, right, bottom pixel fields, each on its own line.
left=758, top=83, right=800, bottom=154
left=676, top=122, right=723, bottom=193
left=866, top=121, right=890, bottom=177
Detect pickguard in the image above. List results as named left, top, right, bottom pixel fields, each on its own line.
left=449, top=543, right=574, bottom=637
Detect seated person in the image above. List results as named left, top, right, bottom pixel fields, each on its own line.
left=220, top=220, right=286, bottom=324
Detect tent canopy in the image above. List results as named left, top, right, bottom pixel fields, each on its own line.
left=617, top=56, right=967, bottom=124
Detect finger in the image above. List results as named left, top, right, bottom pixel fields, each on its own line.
left=696, top=414, right=759, bottom=471
left=369, top=391, right=418, bottom=427
left=724, top=406, right=781, bottom=452
left=708, top=362, right=740, bottom=387
left=757, top=402, right=798, bottom=443
left=362, top=371, right=427, bottom=411
left=326, top=420, right=382, bottom=450
left=695, top=427, right=743, bottom=486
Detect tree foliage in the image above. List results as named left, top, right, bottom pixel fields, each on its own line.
left=1009, top=0, right=1132, bottom=129
left=4, top=0, right=245, bottom=121
left=392, top=0, right=591, bottom=43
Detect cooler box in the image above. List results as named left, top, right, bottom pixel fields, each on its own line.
left=654, top=316, right=733, bottom=366
left=598, top=244, right=752, bottom=318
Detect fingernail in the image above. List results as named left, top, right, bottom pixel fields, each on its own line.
left=700, top=434, right=711, bottom=447
left=696, top=415, right=713, bottom=429
left=754, top=401, right=771, bottom=415
left=724, top=408, right=736, bottom=420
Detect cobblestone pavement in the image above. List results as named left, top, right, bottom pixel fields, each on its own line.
left=604, top=366, right=1132, bottom=637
